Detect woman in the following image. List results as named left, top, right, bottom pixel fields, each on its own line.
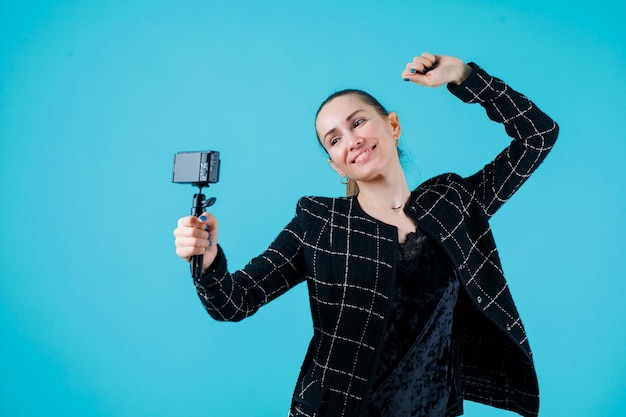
left=173, top=52, right=559, bottom=417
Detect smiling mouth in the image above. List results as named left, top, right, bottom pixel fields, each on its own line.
left=352, top=146, right=375, bottom=163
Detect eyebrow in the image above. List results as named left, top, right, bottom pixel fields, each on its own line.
left=323, top=109, right=365, bottom=142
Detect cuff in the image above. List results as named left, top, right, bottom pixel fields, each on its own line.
left=447, top=62, right=483, bottom=102
left=447, top=62, right=507, bottom=105
left=193, top=244, right=227, bottom=287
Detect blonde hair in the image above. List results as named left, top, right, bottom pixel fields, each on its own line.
left=346, top=179, right=359, bottom=197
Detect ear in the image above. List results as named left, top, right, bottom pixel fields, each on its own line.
left=327, top=159, right=346, bottom=177
left=387, top=111, right=402, bottom=140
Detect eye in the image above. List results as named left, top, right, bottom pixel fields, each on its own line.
left=330, top=137, right=340, bottom=146
left=353, top=118, right=365, bottom=128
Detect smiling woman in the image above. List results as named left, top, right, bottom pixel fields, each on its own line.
left=173, top=52, right=559, bottom=417
left=316, top=89, right=402, bottom=199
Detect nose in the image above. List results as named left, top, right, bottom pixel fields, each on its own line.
left=346, top=132, right=363, bottom=150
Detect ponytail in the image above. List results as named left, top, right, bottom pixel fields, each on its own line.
left=346, top=179, right=359, bottom=197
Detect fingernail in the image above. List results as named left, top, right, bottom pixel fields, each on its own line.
left=409, top=68, right=416, bottom=74
left=205, top=225, right=209, bottom=231
left=403, top=78, right=410, bottom=81
left=422, top=67, right=428, bottom=74
left=208, top=240, right=212, bottom=247
left=199, top=215, right=207, bottom=221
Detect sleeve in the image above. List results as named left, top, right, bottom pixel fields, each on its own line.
left=192, top=200, right=308, bottom=322
left=448, top=62, right=559, bottom=218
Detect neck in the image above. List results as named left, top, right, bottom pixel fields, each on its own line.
left=356, top=168, right=411, bottom=212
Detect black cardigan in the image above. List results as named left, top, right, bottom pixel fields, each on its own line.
left=194, top=64, right=559, bottom=417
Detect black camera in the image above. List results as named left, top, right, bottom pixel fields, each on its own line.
left=172, top=151, right=220, bottom=186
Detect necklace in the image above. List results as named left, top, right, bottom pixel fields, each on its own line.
left=358, top=193, right=409, bottom=214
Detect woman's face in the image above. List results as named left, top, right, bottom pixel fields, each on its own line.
left=316, top=94, right=401, bottom=183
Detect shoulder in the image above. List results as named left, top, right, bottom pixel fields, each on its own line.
left=412, top=173, right=478, bottom=205
left=291, top=196, right=351, bottom=234
left=416, top=172, right=468, bottom=192
left=296, top=195, right=351, bottom=218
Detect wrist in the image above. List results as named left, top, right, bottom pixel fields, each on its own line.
left=451, top=64, right=472, bottom=86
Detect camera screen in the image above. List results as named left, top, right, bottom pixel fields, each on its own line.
left=172, top=151, right=220, bottom=184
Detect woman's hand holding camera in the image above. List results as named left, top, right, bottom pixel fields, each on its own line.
left=173, top=212, right=218, bottom=274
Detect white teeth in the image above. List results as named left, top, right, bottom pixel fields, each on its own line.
left=354, top=149, right=370, bottom=163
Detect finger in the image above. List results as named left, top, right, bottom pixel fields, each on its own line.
left=177, top=214, right=207, bottom=230
left=174, top=226, right=210, bottom=246
left=424, top=53, right=439, bottom=71
left=403, top=63, right=428, bottom=78
left=198, top=212, right=218, bottom=247
left=177, top=212, right=217, bottom=232
left=198, top=212, right=218, bottom=230
left=413, top=57, right=430, bottom=74
left=175, top=236, right=210, bottom=259
left=173, top=223, right=211, bottom=241
left=177, top=215, right=195, bottom=228
left=401, top=66, right=433, bottom=81
left=410, top=53, right=439, bottom=74
left=175, top=244, right=208, bottom=261
left=176, top=234, right=211, bottom=251
left=420, top=51, right=437, bottom=63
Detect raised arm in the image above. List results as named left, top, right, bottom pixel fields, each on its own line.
left=403, top=53, right=559, bottom=217
left=450, top=63, right=558, bottom=216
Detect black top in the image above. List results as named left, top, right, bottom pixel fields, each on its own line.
left=367, top=228, right=463, bottom=417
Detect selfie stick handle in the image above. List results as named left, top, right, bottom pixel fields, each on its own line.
left=190, top=188, right=217, bottom=279
left=191, top=191, right=206, bottom=279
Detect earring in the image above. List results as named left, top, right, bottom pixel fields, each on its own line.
left=339, top=175, right=349, bottom=185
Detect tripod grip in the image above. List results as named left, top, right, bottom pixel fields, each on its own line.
left=191, top=192, right=206, bottom=279
left=189, top=191, right=217, bottom=278
left=191, top=254, right=204, bottom=279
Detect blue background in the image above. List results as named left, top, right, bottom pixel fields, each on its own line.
left=1, top=0, right=624, bottom=416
